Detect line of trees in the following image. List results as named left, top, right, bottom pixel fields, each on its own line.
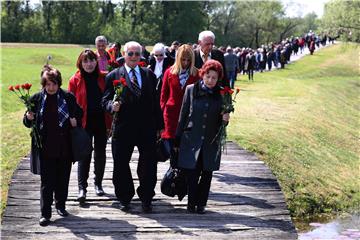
left=1, top=0, right=359, bottom=47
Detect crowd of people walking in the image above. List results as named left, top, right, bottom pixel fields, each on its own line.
left=22, top=29, right=333, bottom=226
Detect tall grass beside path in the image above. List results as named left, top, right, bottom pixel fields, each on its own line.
left=228, top=42, right=360, bottom=217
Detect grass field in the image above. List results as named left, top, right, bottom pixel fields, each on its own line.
left=228, top=42, right=360, bottom=217
left=1, top=43, right=359, bottom=220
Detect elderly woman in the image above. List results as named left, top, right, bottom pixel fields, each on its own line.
left=175, top=60, right=230, bottom=214
left=149, top=43, right=175, bottom=90
left=160, top=44, right=199, bottom=164
left=24, top=65, right=82, bottom=226
left=68, top=49, right=112, bottom=204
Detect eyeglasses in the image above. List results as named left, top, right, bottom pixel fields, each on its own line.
left=127, top=51, right=141, bottom=57
left=155, top=54, right=164, bottom=57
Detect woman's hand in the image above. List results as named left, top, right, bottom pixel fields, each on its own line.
left=70, top=117, right=77, bottom=127
left=26, top=111, right=35, bottom=121
left=222, top=113, right=230, bottom=122
left=113, top=101, right=121, bottom=112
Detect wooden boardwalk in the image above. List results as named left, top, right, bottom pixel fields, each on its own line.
left=2, top=141, right=297, bottom=239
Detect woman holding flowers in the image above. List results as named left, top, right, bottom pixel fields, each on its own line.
left=68, top=49, right=112, bottom=203
left=160, top=44, right=199, bottom=165
left=175, top=60, right=230, bottom=214
left=23, top=65, right=82, bottom=226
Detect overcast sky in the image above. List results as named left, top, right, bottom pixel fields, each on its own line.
left=281, top=0, right=330, bottom=17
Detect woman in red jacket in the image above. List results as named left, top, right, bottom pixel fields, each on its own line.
left=160, top=44, right=199, bottom=165
left=68, top=49, right=112, bottom=204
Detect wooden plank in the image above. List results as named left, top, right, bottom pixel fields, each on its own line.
left=2, top=141, right=297, bottom=239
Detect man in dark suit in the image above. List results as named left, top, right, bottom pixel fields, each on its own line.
left=194, top=30, right=229, bottom=86
left=102, top=41, right=162, bottom=213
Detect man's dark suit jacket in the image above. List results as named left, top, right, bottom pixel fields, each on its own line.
left=102, top=66, right=163, bottom=139
left=194, top=49, right=229, bottom=86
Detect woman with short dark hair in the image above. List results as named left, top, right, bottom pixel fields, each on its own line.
left=24, top=65, right=82, bottom=226
left=68, top=49, right=112, bottom=204
left=175, top=59, right=230, bottom=214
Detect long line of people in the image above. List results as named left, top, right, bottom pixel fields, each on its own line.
left=23, top=29, right=333, bottom=226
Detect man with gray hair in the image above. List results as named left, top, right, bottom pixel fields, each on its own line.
left=95, top=35, right=111, bottom=71
left=102, top=41, right=163, bottom=213
left=194, top=30, right=228, bottom=86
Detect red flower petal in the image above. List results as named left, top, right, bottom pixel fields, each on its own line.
left=14, top=85, right=20, bottom=90
left=8, top=86, right=14, bottom=91
left=120, top=78, right=127, bottom=86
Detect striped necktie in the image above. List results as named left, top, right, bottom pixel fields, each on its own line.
left=130, top=68, right=141, bottom=97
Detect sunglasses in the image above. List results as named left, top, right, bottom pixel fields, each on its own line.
left=155, top=54, right=164, bottom=57
left=127, top=51, right=141, bottom=57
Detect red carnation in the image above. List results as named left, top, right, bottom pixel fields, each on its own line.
left=14, top=85, right=20, bottom=90
left=138, top=61, right=146, bottom=67
left=229, top=89, right=234, bottom=95
left=236, top=88, right=240, bottom=94
left=220, top=90, right=226, bottom=95
left=8, top=86, right=14, bottom=91
left=120, top=77, right=127, bottom=86
left=24, top=83, right=32, bottom=90
left=113, top=80, right=121, bottom=87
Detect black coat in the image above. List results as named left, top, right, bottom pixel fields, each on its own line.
left=23, top=89, right=83, bottom=175
left=102, top=66, right=163, bottom=140
left=194, top=49, right=228, bottom=87
left=148, top=56, right=174, bottom=78
left=176, top=81, right=223, bottom=171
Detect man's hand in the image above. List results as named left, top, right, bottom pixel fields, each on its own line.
left=113, top=101, right=121, bottom=112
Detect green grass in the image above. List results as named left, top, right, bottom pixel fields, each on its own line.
left=228, top=42, right=360, bottom=217
left=0, top=43, right=359, bottom=220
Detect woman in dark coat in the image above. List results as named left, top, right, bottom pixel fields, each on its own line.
left=68, top=49, right=112, bottom=203
left=23, top=65, right=82, bottom=226
left=175, top=60, right=230, bottom=214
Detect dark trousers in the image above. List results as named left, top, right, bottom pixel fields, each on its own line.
left=40, top=156, right=72, bottom=219
left=183, top=153, right=213, bottom=207
left=247, top=69, right=254, bottom=80
left=78, top=112, right=107, bottom=191
left=111, top=131, right=157, bottom=205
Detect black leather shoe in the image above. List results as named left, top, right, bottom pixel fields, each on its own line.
left=95, top=185, right=105, bottom=196
left=56, top=209, right=69, bottom=217
left=77, top=189, right=86, bottom=203
left=39, top=217, right=50, bottom=226
left=141, top=202, right=153, bottom=213
left=119, top=202, right=130, bottom=212
left=187, top=204, right=196, bottom=213
left=197, top=206, right=206, bottom=214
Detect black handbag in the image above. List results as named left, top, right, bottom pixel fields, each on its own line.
left=156, top=138, right=171, bottom=162
left=71, top=127, right=92, bottom=163
left=160, top=166, right=187, bottom=201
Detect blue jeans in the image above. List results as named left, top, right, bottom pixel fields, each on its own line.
left=227, top=71, right=236, bottom=89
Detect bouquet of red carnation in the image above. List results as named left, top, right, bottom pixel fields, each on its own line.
left=9, top=83, right=42, bottom=148
left=109, top=77, right=127, bottom=138
left=212, top=87, right=240, bottom=157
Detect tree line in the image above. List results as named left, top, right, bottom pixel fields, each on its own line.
left=1, top=0, right=359, bottom=47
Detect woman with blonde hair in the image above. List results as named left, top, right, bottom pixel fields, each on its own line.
left=160, top=44, right=199, bottom=164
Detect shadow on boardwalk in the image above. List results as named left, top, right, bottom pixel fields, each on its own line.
left=1, top=141, right=298, bottom=239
